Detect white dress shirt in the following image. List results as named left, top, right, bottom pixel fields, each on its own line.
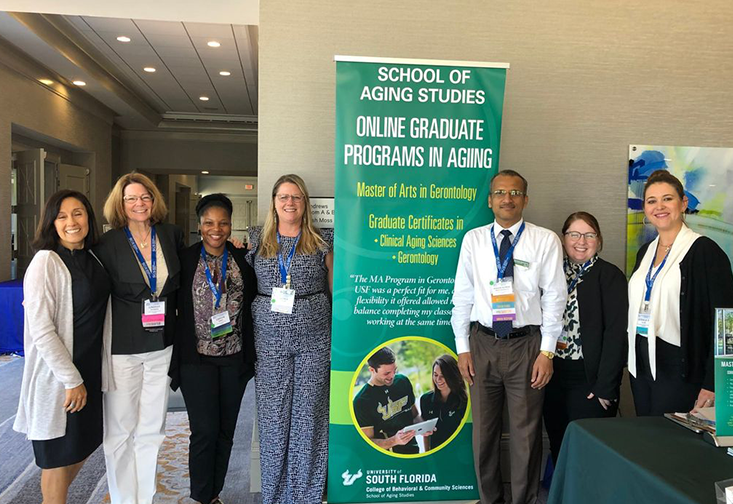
left=451, top=219, right=567, bottom=354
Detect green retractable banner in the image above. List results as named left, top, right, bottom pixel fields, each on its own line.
left=329, top=56, right=508, bottom=503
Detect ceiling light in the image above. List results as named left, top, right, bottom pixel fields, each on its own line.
left=199, top=96, right=210, bottom=101
left=72, top=80, right=86, bottom=86
left=39, top=79, right=54, bottom=85
left=207, top=41, right=221, bottom=48
left=144, top=67, right=156, bottom=73
left=219, top=71, right=231, bottom=76
left=117, top=36, right=131, bottom=42
left=201, top=170, right=210, bottom=174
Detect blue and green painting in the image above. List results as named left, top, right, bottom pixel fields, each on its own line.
left=627, top=145, right=733, bottom=275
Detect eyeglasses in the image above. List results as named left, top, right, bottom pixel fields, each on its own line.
left=491, top=189, right=525, bottom=198
left=123, top=194, right=153, bottom=204
left=564, top=231, right=598, bottom=241
left=276, top=194, right=304, bottom=203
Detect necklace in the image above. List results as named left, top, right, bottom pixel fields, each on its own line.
left=659, top=243, right=673, bottom=253
left=134, top=227, right=152, bottom=249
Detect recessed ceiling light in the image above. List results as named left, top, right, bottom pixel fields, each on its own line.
left=201, top=170, right=210, bottom=174
left=117, top=36, right=131, bottom=42
left=39, top=79, right=54, bottom=85
left=143, top=67, right=156, bottom=73
left=219, top=71, right=231, bottom=76
left=72, top=80, right=86, bottom=86
left=199, top=96, right=210, bottom=101
left=207, top=41, right=221, bottom=48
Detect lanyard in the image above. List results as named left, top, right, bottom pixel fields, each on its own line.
left=567, top=259, right=593, bottom=294
left=201, top=246, right=228, bottom=309
left=644, top=245, right=671, bottom=303
left=277, top=231, right=300, bottom=287
left=490, top=222, right=525, bottom=279
left=124, top=225, right=157, bottom=296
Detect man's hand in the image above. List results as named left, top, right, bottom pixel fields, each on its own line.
left=64, top=383, right=87, bottom=413
left=458, top=352, right=475, bottom=386
left=391, top=429, right=416, bottom=446
left=530, top=353, right=553, bottom=389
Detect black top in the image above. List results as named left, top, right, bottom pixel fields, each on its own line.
left=574, top=257, right=628, bottom=400
left=632, top=236, right=733, bottom=390
left=93, top=223, right=184, bottom=354
left=353, top=374, right=417, bottom=454
left=419, top=390, right=467, bottom=449
left=57, top=246, right=111, bottom=359
left=169, top=241, right=256, bottom=391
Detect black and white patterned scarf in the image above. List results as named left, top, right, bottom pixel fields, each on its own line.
left=557, top=255, right=598, bottom=360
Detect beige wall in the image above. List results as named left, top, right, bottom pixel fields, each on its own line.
left=258, top=0, right=733, bottom=271
left=120, top=131, right=257, bottom=177
left=0, top=58, right=114, bottom=282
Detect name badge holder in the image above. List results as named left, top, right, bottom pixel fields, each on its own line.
left=637, top=246, right=671, bottom=336
left=271, top=232, right=300, bottom=314
left=202, top=246, right=233, bottom=338
left=557, top=330, right=569, bottom=350
left=489, top=223, right=525, bottom=325
left=125, top=226, right=166, bottom=332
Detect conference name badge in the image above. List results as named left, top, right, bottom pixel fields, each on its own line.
left=636, top=309, right=652, bottom=336
left=271, top=287, right=295, bottom=314
left=557, top=330, right=569, bottom=350
left=142, top=298, right=166, bottom=330
left=211, top=310, right=233, bottom=338
left=490, top=277, right=517, bottom=323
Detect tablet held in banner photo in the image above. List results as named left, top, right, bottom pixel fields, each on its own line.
left=329, top=55, right=508, bottom=503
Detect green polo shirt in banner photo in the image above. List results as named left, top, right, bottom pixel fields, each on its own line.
left=353, top=374, right=418, bottom=454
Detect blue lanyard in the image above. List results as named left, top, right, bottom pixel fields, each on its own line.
left=201, top=246, right=228, bottom=309
left=124, top=225, right=157, bottom=296
left=490, top=222, right=525, bottom=279
left=277, top=231, right=300, bottom=286
left=644, top=245, right=671, bottom=303
left=567, top=260, right=593, bottom=294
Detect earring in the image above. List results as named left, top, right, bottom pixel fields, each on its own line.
left=642, top=215, right=650, bottom=226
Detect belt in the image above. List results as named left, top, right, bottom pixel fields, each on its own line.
left=475, top=322, right=538, bottom=340
left=257, top=291, right=325, bottom=300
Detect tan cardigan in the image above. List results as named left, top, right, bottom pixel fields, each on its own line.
left=13, top=250, right=113, bottom=441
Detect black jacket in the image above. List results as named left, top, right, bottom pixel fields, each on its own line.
left=574, top=257, right=628, bottom=400
left=633, top=236, right=733, bottom=390
left=94, top=223, right=184, bottom=354
left=170, top=241, right=256, bottom=391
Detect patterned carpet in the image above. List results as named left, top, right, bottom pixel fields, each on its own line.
left=0, top=357, right=261, bottom=504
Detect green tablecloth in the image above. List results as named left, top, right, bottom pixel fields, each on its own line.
left=548, top=417, right=733, bottom=504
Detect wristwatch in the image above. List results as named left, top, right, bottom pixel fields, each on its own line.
left=540, top=350, right=555, bottom=360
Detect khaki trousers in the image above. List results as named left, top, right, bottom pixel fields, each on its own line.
left=469, top=324, right=544, bottom=504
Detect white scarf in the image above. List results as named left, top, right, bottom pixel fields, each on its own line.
left=627, top=224, right=700, bottom=380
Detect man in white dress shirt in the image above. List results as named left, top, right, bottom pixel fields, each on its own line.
left=451, top=170, right=566, bottom=504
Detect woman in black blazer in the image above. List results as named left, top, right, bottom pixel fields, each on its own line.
left=171, top=194, right=256, bottom=504
left=543, top=212, right=627, bottom=464
left=94, top=173, right=184, bottom=504
left=628, top=170, right=733, bottom=416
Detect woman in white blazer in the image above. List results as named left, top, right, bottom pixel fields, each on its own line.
left=14, top=190, right=112, bottom=504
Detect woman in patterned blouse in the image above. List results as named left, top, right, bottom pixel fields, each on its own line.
left=171, top=194, right=256, bottom=504
left=542, top=212, right=627, bottom=465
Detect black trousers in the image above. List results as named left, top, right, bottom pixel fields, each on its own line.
left=630, top=335, right=700, bottom=416
left=180, top=356, right=253, bottom=503
left=543, top=358, right=618, bottom=465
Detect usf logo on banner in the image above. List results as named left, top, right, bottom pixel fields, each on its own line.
left=329, top=56, right=508, bottom=503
